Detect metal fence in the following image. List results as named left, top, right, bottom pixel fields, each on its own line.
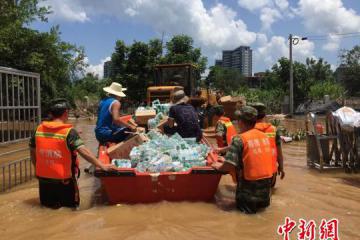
left=1, top=157, right=34, bottom=192
left=0, top=66, right=41, bottom=144
left=0, top=67, right=40, bottom=192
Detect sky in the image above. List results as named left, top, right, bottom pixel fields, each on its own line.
left=31, top=0, right=360, bottom=78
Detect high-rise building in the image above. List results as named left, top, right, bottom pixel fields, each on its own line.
left=215, top=46, right=252, bottom=77
left=215, top=59, right=223, bottom=67
left=103, top=60, right=112, bottom=78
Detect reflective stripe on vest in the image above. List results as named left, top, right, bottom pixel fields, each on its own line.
left=217, top=117, right=237, bottom=147
left=255, top=122, right=278, bottom=174
left=239, top=129, right=273, bottom=181
left=35, top=121, right=73, bottom=180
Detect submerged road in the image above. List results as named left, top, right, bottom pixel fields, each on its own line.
left=0, top=119, right=359, bottom=240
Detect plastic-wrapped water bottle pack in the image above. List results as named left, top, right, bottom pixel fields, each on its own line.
left=128, top=131, right=211, bottom=173
left=111, top=159, right=132, bottom=168
left=152, top=99, right=171, bottom=115
left=148, top=112, right=166, bottom=129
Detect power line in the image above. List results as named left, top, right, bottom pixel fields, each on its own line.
left=306, top=31, right=360, bottom=38
left=298, top=31, right=360, bottom=41
left=308, top=35, right=360, bottom=41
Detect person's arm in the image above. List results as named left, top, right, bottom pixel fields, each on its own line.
left=166, top=106, right=176, bottom=128
left=214, top=145, right=231, bottom=154
left=68, top=129, right=116, bottom=171
left=277, top=145, right=285, bottom=179
left=214, top=122, right=229, bottom=153
left=276, top=130, right=285, bottom=179
left=212, top=160, right=235, bottom=173
left=167, top=117, right=175, bottom=128
left=30, top=147, right=36, bottom=166
left=77, top=146, right=116, bottom=171
left=212, top=137, right=243, bottom=173
left=29, top=133, right=36, bottom=166
left=215, top=122, right=225, bottom=138
left=111, top=101, right=137, bottom=131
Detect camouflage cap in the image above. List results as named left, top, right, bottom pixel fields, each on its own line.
left=249, top=102, right=266, bottom=116
left=234, top=106, right=258, bottom=122
left=213, top=105, right=224, bottom=111
left=50, top=98, right=71, bottom=111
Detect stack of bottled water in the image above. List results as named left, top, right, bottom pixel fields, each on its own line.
left=111, top=159, right=132, bottom=168
left=147, top=112, right=165, bottom=129
left=152, top=99, right=171, bottom=115
left=125, top=131, right=211, bottom=173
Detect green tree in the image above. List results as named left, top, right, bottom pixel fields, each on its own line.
left=148, top=39, right=163, bottom=64
left=110, top=40, right=127, bottom=79
left=0, top=0, right=86, bottom=111
left=339, top=45, right=360, bottom=96
left=306, top=58, right=335, bottom=83
left=72, top=73, right=102, bottom=100
left=108, top=35, right=207, bottom=102
left=0, top=0, right=49, bottom=27
left=266, top=58, right=308, bottom=104
left=263, top=57, right=337, bottom=102
left=125, top=41, right=151, bottom=102
left=163, top=35, right=207, bottom=73
left=206, top=66, right=246, bottom=95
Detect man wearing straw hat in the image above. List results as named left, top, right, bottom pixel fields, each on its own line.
left=95, top=82, right=138, bottom=143
left=164, top=90, right=202, bottom=142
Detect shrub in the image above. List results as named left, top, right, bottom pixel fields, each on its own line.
left=309, top=81, right=345, bottom=100
left=231, top=87, right=284, bottom=114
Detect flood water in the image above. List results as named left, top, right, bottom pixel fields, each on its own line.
left=0, top=118, right=359, bottom=240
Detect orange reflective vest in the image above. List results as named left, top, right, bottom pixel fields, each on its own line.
left=255, top=122, right=278, bottom=174
left=216, top=117, right=237, bottom=147
left=35, top=121, right=75, bottom=180
left=239, top=129, right=273, bottom=181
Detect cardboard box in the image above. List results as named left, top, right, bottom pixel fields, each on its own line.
left=219, top=95, right=232, bottom=103
left=135, top=109, right=156, bottom=125
left=219, top=96, right=246, bottom=120
left=107, top=134, right=149, bottom=159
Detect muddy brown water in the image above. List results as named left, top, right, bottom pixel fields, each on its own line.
left=0, top=118, right=359, bottom=240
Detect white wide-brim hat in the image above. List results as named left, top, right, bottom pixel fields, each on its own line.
left=103, top=82, right=127, bottom=97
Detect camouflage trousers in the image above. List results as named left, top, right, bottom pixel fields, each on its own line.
left=236, top=177, right=272, bottom=214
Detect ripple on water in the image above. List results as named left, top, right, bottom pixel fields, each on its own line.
left=0, top=118, right=359, bottom=240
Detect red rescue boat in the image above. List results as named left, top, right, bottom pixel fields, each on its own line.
left=94, top=138, right=222, bottom=204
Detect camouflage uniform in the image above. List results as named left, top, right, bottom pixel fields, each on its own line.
left=250, top=102, right=283, bottom=187
left=225, top=106, right=272, bottom=214
left=215, top=121, right=226, bottom=145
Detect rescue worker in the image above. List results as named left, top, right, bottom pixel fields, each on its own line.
left=213, top=105, right=237, bottom=152
left=164, top=90, right=203, bottom=142
left=249, top=102, right=285, bottom=187
left=95, top=82, right=140, bottom=144
left=212, top=106, right=273, bottom=214
left=189, top=90, right=206, bottom=129
left=30, top=99, right=115, bottom=209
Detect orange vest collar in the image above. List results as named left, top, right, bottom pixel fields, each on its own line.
left=255, top=122, right=273, bottom=132
left=41, top=121, right=73, bottom=130
left=219, top=116, right=231, bottom=122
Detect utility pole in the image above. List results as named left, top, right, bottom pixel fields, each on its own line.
left=289, top=34, right=294, bottom=116
left=288, top=34, right=307, bottom=116
left=161, top=31, right=165, bottom=57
